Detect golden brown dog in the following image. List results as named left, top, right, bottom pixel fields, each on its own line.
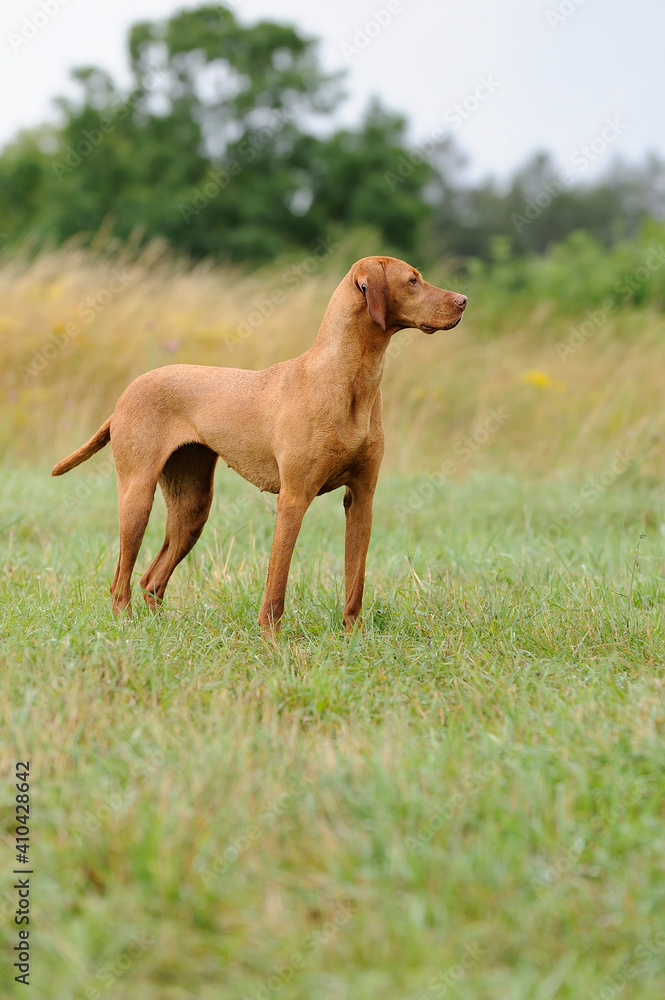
left=52, top=256, right=467, bottom=630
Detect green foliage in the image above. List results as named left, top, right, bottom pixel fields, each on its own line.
left=428, top=150, right=665, bottom=261
left=454, top=220, right=665, bottom=337
left=0, top=6, right=664, bottom=267
left=0, top=5, right=431, bottom=263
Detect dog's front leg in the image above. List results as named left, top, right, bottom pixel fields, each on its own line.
left=258, top=488, right=313, bottom=632
left=342, top=476, right=378, bottom=631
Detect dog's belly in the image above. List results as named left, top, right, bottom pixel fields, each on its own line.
left=212, top=437, right=361, bottom=498
left=207, top=435, right=281, bottom=494
left=224, top=454, right=281, bottom=494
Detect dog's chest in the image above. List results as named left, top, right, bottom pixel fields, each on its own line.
left=313, top=422, right=375, bottom=494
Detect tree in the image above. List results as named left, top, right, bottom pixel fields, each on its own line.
left=2, top=5, right=662, bottom=266
left=0, top=5, right=432, bottom=263
left=427, top=150, right=665, bottom=262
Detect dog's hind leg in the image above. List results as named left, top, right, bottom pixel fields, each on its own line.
left=111, top=474, right=159, bottom=616
left=140, top=443, right=218, bottom=608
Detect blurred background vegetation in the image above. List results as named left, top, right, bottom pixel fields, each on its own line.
left=1, top=3, right=665, bottom=477
left=1, top=3, right=664, bottom=267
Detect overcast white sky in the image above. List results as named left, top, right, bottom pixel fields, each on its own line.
left=1, top=0, right=663, bottom=182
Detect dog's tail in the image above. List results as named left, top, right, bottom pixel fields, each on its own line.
left=51, top=416, right=112, bottom=476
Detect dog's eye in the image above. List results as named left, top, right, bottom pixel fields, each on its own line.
left=408, top=277, right=419, bottom=285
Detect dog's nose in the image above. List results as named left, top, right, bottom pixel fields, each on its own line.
left=453, top=294, right=467, bottom=310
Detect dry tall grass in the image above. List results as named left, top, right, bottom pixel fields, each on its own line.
left=1, top=238, right=662, bottom=480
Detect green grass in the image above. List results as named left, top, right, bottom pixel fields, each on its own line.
left=2, top=463, right=665, bottom=999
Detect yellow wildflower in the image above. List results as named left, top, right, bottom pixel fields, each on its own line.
left=521, top=369, right=551, bottom=388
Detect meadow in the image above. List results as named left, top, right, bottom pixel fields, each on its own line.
left=1, top=230, right=665, bottom=998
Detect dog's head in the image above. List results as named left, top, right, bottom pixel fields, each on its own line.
left=351, top=256, right=467, bottom=334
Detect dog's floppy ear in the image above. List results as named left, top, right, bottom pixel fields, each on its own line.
left=353, top=259, right=388, bottom=331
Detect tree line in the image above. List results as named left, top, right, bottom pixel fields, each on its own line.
left=1, top=4, right=663, bottom=266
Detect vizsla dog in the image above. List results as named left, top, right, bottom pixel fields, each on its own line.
left=52, top=256, right=467, bottom=630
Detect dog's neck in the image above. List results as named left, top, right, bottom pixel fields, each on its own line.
left=308, top=281, right=392, bottom=406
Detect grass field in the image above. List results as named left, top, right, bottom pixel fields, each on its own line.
left=2, top=239, right=665, bottom=997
